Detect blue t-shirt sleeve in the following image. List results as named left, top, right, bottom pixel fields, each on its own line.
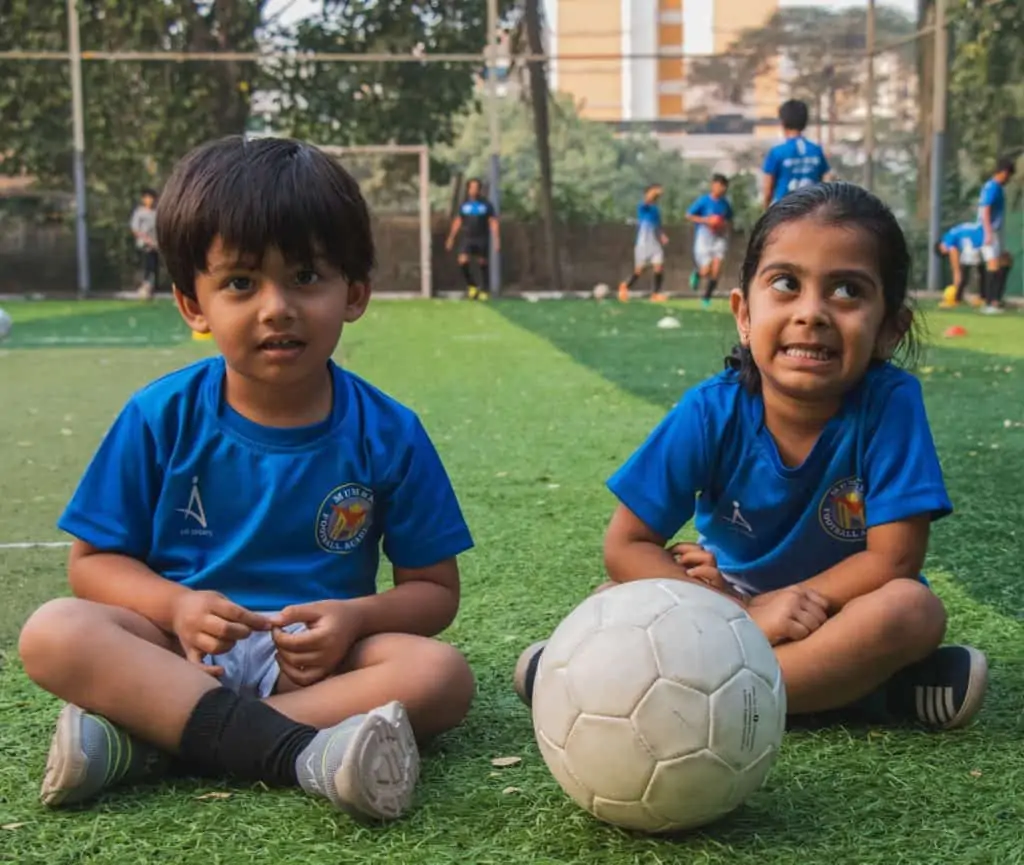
left=606, top=389, right=710, bottom=539
left=57, top=400, right=161, bottom=558
left=762, top=146, right=780, bottom=177
left=380, top=418, right=473, bottom=569
left=687, top=196, right=707, bottom=217
left=979, top=181, right=997, bottom=207
left=864, top=376, right=952, bottom=528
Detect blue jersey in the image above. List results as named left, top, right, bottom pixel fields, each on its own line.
left=58, top=357, right=474, bottom=612
left=687, top=193, right=734, bottom=242
left=636, top=202, right=663, bottom=246
left=763, top=136, right=830, bottom=202
left=608, top=364, right=951, bottom=596
left=977, top=179, right=1006, bottom=232
left=942, top=222, right=984, bottom=253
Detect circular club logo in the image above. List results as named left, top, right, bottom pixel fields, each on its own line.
left=819, top=476, right=867, bottom=542
left=316, top=484, right=374, bottom=554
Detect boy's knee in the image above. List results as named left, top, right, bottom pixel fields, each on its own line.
left=874, top=579, right=946, bottom=656
left=19, top=598, right=93, bottom=679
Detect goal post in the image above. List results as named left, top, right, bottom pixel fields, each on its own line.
left=316, top=144, right=432, bottom=298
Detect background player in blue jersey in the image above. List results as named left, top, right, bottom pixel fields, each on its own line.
left=762, top=99, right=831, bottom=209
left=686, top=174, right=734, bottom=308
left=618, top=184, right=670, bottom=302
left=18, top=137, right=476, bottom=819
left=977, top=156, right=1016, bottom=313
left=516, top=183, right=986, bottom=732
left=445, top=177, right=500, bottom=300
left=935, top=221, right=985, bottom=306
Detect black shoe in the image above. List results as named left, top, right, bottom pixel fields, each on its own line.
left=886, top=645, right=988, bottom=730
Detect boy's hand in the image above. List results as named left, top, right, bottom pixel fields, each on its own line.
left=746, top=587, right=829, bottom=646
left=269, top=601, right=363, bottom=688
left=171, top=590, right=271, bottom=676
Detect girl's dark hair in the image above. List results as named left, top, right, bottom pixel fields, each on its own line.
left=727, top=181, right=921, bottom=393
left=157, top=136, right=375, bottom=299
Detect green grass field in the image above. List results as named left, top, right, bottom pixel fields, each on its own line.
left=1, top=297, right=1022, bottom=865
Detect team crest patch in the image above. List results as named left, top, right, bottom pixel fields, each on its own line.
left=316, top=484, right=374, bottom=554
left=819, top=477, right=867, bottom=542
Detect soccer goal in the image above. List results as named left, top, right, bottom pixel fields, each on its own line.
left=316, top=144, right=432, bottom=298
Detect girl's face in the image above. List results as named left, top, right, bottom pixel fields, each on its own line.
left=731, top=216, right=893, bottom=408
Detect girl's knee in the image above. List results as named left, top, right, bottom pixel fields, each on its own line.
left=875, top=579, right=946, bottom=654
left=421, top=641, right=475, bottom=723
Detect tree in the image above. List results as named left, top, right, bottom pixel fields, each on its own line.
left=269, top=0, right=516, bottom=149
left=0, top=1, right=264, bottom=284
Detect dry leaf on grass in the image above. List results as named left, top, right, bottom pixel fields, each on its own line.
left=502, top=786, right=522, bottom=795
left=195, top=791, right=233, bottom=800
left=970, top=769, right=983, bottom=778
left=490, top=756, right=522, bottom=768
left=1, top=824, right=27, bottom=831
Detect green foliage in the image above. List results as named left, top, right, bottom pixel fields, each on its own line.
left=268, top=0, right=517, bottom=149
left=949, top=0, right=1024, bottom=170
left=436, top=96, right=707, bottom=225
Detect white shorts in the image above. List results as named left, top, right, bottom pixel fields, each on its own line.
left=959, top=239, right=981, bottom=267
left=982, top=231, right=1003, bottom=263
left=202, top=621, right=307, bottom=699
left=634, top=240, right=664, bottom=269
left=694, top=232, right=728, bottom=270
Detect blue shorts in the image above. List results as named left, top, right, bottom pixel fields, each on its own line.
left=201, top=623, right=307, bottom=699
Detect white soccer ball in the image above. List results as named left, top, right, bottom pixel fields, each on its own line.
left=0, top=307, right=12, bottom=341
left=532, top=578, right=786, bottom=834
left=592, top=283, right=610, bottom=301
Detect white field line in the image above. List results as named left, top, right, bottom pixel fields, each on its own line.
left=0, top=541, right=72, bottom=550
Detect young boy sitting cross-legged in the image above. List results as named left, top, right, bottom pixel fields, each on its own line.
left=18, top=136, right=476, bottom=820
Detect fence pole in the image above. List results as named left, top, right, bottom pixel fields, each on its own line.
left=926, top=0, right=948, bottom=293
left=67, top=0, right=90, bottom=296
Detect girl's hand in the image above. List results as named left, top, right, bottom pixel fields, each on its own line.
left=667, top=543, right=744, bottom=602
left=747, top=587, right=829, bottom=646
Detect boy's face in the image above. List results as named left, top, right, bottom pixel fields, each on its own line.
left=142, top=194, right=155, bottom=208
left=174, top=236, right=369, bottom=393
left=467, top=180, right=481, bottom=198
left=646, top=187, right=662, bottom=203
left=711, top=180, right=727, bottom=198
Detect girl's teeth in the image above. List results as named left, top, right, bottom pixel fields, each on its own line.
left=786, top=347, right=830, bottom=359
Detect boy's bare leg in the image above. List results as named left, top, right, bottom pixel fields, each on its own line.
left=19, top=599, right=436, bottom=817
left=269, top=633, right=475, bottom=741
left=19, top=597, right=219, bottom=750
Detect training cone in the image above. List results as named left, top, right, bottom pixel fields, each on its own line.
left=192, top=330, right=214, bottom=341
left=943, top=325, right=968, bottom=338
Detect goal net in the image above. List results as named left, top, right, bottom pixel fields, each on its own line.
left=316, top=145, right=432, bottom=298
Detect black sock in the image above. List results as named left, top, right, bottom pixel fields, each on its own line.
left=653, top=270, right=664, bottom=294
left=460, top=262, right=475, bottom=288
left=177, top=687, right=317, bottom=786
left=524, top=646, right=544, bottom=703
left=703, top=278, right=718, bottom=300
left=994, top=267, right=1009, bottom=303
left=625, top=272, right=640, bottom=288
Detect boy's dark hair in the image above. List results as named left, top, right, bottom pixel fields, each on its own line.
left=778, top=99, right=809, bottom=133
left=727, top=182, right=920, bottom=393
left=933, top=240, right=945, bottom=257
left=141, top=187, right=158, bottom=199
left=711, top=173, right=729, bottom=187
left=156, top=136, right=375, bottom=300
left=995, top=155, right=1017, bottom=177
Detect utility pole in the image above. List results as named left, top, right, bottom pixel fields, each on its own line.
left=67, top=0, right=90, bottom=296
left=926, top=0, right=948, bottom=292
left=486, top=0, right=502, bottom=296
left=864, top=0, right=876, bottom=191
